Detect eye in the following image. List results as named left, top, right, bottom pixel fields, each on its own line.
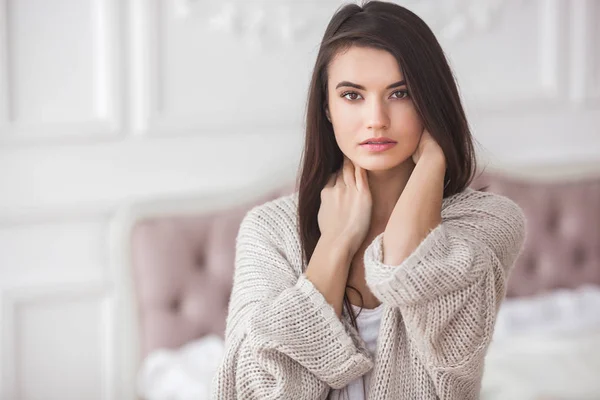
left=391, top=90, right=409, bottom=99
left=341, top=91, right=363, bottom=101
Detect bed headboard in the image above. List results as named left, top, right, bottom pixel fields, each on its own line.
left=110, top=180, right=296, bottom=400
left=471, top=168, right=600, bottom=297
left=111, top=161, right=600, bottom=399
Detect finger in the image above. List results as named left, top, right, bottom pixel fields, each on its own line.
left=342, top=157, right=355, bottom=188
left=358, top=166, right=369, bottom=191
left=354, top=164, right=364, bottom=191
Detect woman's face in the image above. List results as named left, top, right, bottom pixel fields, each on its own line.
left=326, top=46, right=424, bottom=171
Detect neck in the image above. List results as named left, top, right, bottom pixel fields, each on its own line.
left=367, top=159, right=415, bottom=232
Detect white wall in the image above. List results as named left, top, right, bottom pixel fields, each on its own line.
left=0, top=0, right=598, bottom=399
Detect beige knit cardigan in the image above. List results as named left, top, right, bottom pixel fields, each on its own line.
left=211, top=188, right=526, bottom=399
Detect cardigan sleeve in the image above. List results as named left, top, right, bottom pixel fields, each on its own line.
left=211, top=207, right=373, bottom=400
left=363, top=189, right=526, bottom=369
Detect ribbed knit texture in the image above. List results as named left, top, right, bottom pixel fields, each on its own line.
left=211, top=188, right=526, bottom=399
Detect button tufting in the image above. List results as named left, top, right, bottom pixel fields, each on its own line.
left=170, top=297, right=181, bottom=311
left=572, top=246, right=586, bottom=268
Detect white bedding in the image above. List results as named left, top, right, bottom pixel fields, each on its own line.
left=137, top=285, right=600, bottom=400
left=482, top=330, right=600, bottom=400
left=481, top=285, right=600, bottom=400
left=137, top=334, right=224, bottom=400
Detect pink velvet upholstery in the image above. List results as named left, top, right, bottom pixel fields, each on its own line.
left=130, top=186, right=295, bottom=359
left=471, top=173, right=600, bottom=298
left=130, top=174, right=600, bottom=358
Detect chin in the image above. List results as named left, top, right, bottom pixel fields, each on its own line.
left=355, top=155, right=410, bottom=172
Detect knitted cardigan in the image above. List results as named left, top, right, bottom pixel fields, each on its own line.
left=211, top=187, right=526, bottom=399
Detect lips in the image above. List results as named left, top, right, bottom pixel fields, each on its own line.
left=360, top=142, right=397, bottom=152
left=360, top=137, right=397, bottom=145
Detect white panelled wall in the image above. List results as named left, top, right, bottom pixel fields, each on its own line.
left=0, top=1, right=598, bottom=399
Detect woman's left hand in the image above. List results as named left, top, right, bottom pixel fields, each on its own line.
left=411, top=128, right=446, bottom=166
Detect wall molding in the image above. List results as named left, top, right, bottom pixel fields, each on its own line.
left=0, top=0, right=10, bottom=130
left=129, top=0, right=159, bottom=135
left=129, top=0, right=304, bottom=135
left=461, top=0, right=567, bottom=113
left=591, top=0, right=600, bottom=102
left=538, top=0, right=567, bottom=103
left=173, top=0, right=516, bottom=44
left=569, top=0, right=600, bottom=106
left=0, top=0, right=124, bottom=147
left=1, top=283, right=113, bottom=400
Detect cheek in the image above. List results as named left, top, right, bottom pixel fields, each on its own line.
left=331, top=103, right=360, bottom=126
left=332, top=129, right=355, bottom=155
left=396, top=109, right=424, bottom=145
left=330, top=105, right=361, bottom=148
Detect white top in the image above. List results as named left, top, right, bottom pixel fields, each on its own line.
left=330, top=303, right=385, bottom=399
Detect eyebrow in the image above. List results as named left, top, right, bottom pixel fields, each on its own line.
left=335, top=80, right=406, bottom=90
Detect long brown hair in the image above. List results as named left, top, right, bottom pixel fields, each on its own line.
left=296, top=1, right=477, bottom=397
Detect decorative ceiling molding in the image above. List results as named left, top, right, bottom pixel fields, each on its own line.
left=172, top=0, right=516, bottom=48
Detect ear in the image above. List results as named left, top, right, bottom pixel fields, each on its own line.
left=324, top=105, right=331, bottom=122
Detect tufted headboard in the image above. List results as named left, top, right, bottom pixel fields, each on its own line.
left=110, top=181, right=296, bottom=400
left=130, top=184, right=294, bottom=358
left=111, top=161, right=600, bottom=399
left=471, top=168, right=600, bottom=297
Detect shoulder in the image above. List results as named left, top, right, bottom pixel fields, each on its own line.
left=442, top=187, right=525, bottom=225
left=442, top=187, right=526, bottom=259
left=238, top=191, right=304, bottom=274
left=239, top=191, right=301, bottom=250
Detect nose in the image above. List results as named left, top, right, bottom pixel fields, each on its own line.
left=366, top=98, right=389, bottom=130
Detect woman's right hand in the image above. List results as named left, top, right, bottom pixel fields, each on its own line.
left=318, top=156, right=372, bottom=258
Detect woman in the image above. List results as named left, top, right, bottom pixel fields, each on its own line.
left=212, top=1, right=526, bottom=399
